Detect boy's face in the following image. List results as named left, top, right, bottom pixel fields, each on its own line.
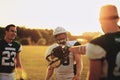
left=6, top=26, right=17, bottom=41
left=55, top=33, right=67, bottom=45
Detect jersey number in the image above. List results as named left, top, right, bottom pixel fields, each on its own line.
left=2, top=51, right=16, bottom=66
left=113, top=51, right=120, bottom=76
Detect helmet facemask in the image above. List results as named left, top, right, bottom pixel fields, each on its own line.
left=55, top=33, right=67, bottom=45
left=56, top=38, right=67, bottom=45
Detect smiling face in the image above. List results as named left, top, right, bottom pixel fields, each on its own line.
left=5, top=26, right=17, bottom=43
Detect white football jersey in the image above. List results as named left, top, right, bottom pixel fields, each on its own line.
left=45, top=43, right=59, bottom=57
left=55, top=41, right=77, bottom=77
left=45, top=41, right=79, bottom=79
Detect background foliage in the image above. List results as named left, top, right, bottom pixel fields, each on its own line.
left=0, top=26, right=102, bottom=45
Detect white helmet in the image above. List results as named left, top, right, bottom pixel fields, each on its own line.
left=53, top=27, right=67, bottom=36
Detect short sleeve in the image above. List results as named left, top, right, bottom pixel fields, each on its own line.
left=74, top=41, right=81, bottom=46
left=45, top=43, right=59, bottom=57
left=18, top=44, right=22, bottom=52
left=86, top=43, right=106, bottom=59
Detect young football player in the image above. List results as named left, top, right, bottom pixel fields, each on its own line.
left=45, top=27, right=83, bottom=80
left=0, top=24, right=23, bottom=80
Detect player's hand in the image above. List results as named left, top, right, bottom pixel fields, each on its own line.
left=72, top=75, right=80, bottom=80
left=19, top=77, right=24, bottom=80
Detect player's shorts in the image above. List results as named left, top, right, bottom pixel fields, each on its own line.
left=0, top=72, right=15, bottom=80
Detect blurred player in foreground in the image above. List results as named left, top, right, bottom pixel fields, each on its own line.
left=86, top=5, right=120, bottom=80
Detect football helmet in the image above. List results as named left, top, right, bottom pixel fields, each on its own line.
left=53, top=27, right=67, bottom=45
left=53, top=27, right=67, bottom=36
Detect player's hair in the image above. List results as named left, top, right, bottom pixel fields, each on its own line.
left=5, top=24, right=16, bottom=31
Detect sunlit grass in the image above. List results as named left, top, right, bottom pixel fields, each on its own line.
left=16, top=46, right=89, bottom=80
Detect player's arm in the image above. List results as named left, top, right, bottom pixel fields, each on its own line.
left=45, top=66, right=54, bottom=80
left=45, top=45, right=56, bottom=80
left=73, top=50, right=83, bottom=80
left=86, top=43, right=106, bottom=80
left=15, top=44, right=24, bottom=79
left=15, top=52, right=23, bottom=79
left=15, top=52, right=22, bottom=68
left=69, top=45, right=86, bottom=55
left=15, top=44, right=23, bottom=69
left=87, top=60, right=102, bottom=80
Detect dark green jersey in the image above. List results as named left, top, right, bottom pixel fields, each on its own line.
left=0, top=39, right=22, bottom=73
left=90, top=31, right=120, bottom=80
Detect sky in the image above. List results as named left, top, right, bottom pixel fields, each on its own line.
left=0, top=0, right=120, bottom=35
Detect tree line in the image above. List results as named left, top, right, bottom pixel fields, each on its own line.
left=0, top=26, right=102, bottom=45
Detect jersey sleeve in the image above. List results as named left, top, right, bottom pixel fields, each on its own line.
left=45, top=43, right=59, bottom=57
left=86, top=43, right=106, bottom=59
left=18, top=44, right=22, bottom=52
left=67, top=40, right=81, bottom=46
left=74, top=41, right=81, bottom=46
left=15, top=41, right=22, bottom=53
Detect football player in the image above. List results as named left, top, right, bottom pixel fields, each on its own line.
left=86, top=5, right=120, bottom=80
left=0, top=24, right=23, bottom=80
left=45, top=27, right=83, bottom=80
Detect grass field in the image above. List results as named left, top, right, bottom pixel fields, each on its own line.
left=18, top=46, right=89, bottom=80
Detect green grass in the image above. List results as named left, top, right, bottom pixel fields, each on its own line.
left=18, top=46, right=89, bottom=80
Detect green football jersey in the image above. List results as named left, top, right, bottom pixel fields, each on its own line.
left=0, top=39, right=22, bottom=73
